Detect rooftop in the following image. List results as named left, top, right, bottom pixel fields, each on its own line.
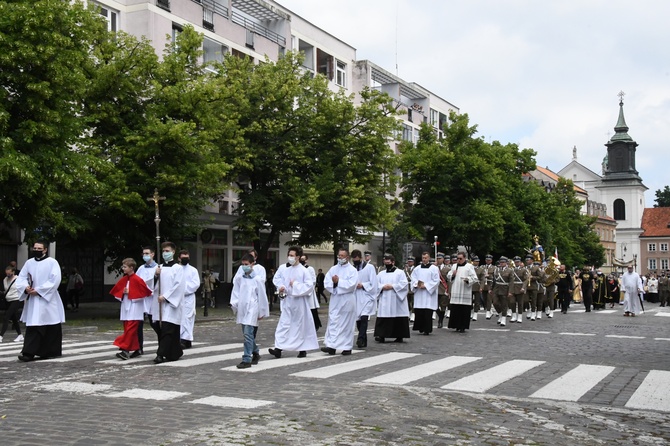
left=640, top=207, right=670, bottom=237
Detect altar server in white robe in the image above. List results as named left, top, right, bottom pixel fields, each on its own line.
left=269, top=246, right=319, bottom=358
left=136, top=246, right=158, bottom=355
left=179, top=250, right=201, bottom=349
left=446, top=252, right=479, bottom=332
left=410, top=252, right=440, bottom=335
left=622, top=265, right=644, bottom=317
left=299, top=254, right=322, bottom=331
left=16, top=241, right=66, bottom=362
left=374, top=254, right=410, bottom=343
left=233, top=249, right=266, bottom=283
left=322, top=248, right=359, bottom=355
left=151, top=241, right=185, bottom=363
left=351, top=249, right=378, bottom=348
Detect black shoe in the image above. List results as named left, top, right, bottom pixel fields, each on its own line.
left=130, top=350, right=142, bottom=358
left=236, top=361, right=251, bottom=369
left=375, top=337, right=385, bottom=343
left=153, top=355, right=165, bottom=364
left=341, top=350, right=352, bottom=356
left=437, top=321, right=443, bottom=329
left=18, top=354, right=35, bottom=362
left=268, top=348, right=282, bottom=358
left=393, top=338, right=404, bottom=343
left=116, top=351, right=130, bottom=360
left=320, top=347, right=336, bottom=355
left=356, top=339, right=364, bottom=348
left=180, top=340, right=192, bottom=349
left=297, top=351, right=307, bottom=358
left=251, top=353, right=261, bottom=364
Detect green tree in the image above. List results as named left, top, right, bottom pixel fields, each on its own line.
left=654, top=186, right=670, bottom=207
left=73, top=26, right=240, bottom=262
left=0, top=0, right=106, bottom=237
left=216, top=53, right=399, bottom=264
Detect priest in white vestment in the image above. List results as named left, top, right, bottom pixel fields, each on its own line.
left=622, top=265, right=643, bottom=317
left=374, top=254, right=410, bottom=343
left=179, top=250, right=201, bottom=349
left=351, top=249, right=378, bottom=348
left=270, top=246, right=318, bottom=358
left=410, top=252, right=440, bottom=335
left=152, top=242, right=185, bottom=363
left=446, top=253, right=479, bottom=332
left=15, top=241, right=66, bottom=361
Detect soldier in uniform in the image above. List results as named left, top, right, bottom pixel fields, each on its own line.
left=658, top=272, right=669, bottom=307
left=543, top=262, right=558, bottom=318
left=556, top=264, right=573, bottom=314
left=435, top=253, right=450, bottom=328
left=509, top=256, right=529, bottom=323
left=524, top=254, right=542, bottom=320
left=471, top=256, right=485, bottom=321
left=489, top=256, right=513, bottom=327
left=481, top=254, right=496, bottom=319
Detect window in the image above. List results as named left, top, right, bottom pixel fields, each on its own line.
left=335, top=60, right=346, bottom=87
left=661, top=243, right=668, bottom=252
left=648, top=243, right=657, bottom=252
left=203, top=7, right=214, bottom=31
left=649, top=258, right=657, bottom=270
left=203, top=37, right=227, bottom=67
left=662, top=259, right=669, bottom=270
left=402, top=124, right=413, bottom=143
left=157, top=0, right=170, bottom=11
left=245, top=29, right=254, bottom=49
left=430, top=109, right=439, bottom=127
left=613, top=199, right=625, bottom=220
left=172, top=24, right=183, bottom=48
left=97, top=5, right=118, bottom=32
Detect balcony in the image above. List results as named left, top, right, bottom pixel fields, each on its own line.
left=156, top=0, right=170, bottom=11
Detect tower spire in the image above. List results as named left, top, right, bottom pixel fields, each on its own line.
left=610, top=91, right=632, bottom=142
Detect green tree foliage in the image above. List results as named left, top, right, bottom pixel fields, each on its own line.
left=0, top=0, right=106, bottom=236
left=214, top=53, right=399, bottom=263
left=654, top=186, right=670, bottom=207
left=75, top=26, right=239, bottom=262
left=399, top=113, right=605, bottom=266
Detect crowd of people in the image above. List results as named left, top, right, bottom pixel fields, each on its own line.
left=1, top=239, right=660, bottom=367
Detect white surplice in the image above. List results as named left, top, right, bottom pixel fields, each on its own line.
left=151, top=261, right=184, bottom=325
left=137, top=261, right=158, bottom=315
left=16, top=257, right=65, bottom=326
left=376, top=267, right=410, bottom=318
left=355, top=262, right=378, bottom=319
left=324, top=262, right=358, bottom=350
left=447, top=263, right=479, bottom=305
left=180, top=264, right=201, bottom=341
left=622, top=271, right=643, bottom=315
left=231, top=273, right=270, bottom=326
left=272, top=263, right=319, bottom=351
left=410, top=264, right=440, bottom=310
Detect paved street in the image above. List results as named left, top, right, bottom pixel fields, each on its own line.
left=1, top=303, right=669, bottom=445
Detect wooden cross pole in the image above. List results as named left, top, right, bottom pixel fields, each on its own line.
left=148, top=189, right=166, bottom=325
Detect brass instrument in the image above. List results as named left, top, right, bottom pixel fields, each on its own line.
left=544, top=256, right=561, bottom=286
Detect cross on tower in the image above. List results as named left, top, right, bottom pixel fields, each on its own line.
left=618, top=90, right=625, bottom=105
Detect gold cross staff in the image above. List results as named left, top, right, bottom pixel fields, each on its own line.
left=147, top=189, right=166, bottom=325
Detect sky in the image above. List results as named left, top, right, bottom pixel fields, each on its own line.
left=280, top=0, right=670, bottom=207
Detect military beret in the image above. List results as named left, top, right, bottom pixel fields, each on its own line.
left=513, top=256, right=521, bottom=261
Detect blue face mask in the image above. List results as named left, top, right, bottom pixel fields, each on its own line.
left=242, top=265, right=252, bottom=274
left=162, top=251, right=174, bottom=262
left=143, top=255, right=152, bottom=263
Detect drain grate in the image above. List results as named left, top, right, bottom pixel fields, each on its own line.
left=612, top=325, right=637, bottom=328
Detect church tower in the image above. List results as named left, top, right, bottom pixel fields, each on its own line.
left=596, top=92, right=647, bottom=268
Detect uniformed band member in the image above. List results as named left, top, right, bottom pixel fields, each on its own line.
left=509, top=256, right=528, bottom=323
left=471, top=256, right=484, bottom=321
left=435, top=253, right=449, bottom=328
left=524, top=254, right=542, bottom=320
left=490, top=256, right=513, bottom=327
left=481, top=254, right=496, bottom=319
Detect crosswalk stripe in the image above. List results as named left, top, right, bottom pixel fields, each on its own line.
left=364, top=355, right=482, bottom=385
left=605, top=335, right=645, bottom=340
left=529, top=364, right=615, bottom=401
left=559, top=332, right=596, bottom=336
left=516, top=330, right=551, bottom=334
left=625, top=370, right=670, bottom=412
left=222, top=350, right=363, bottom=373
left=189, top=396, right=274, bottom=409
left=597, top=310, right=617, bottom=314
left=38, top=382, right=114, bottom=394
left=104, top=389, right=190, bottom=400
left=654, top=313, right=670, bottom=317
left=96, top=343, right=243, bottom=365
left=48, top=342, right=159, bottom=363
left=441, top=359, right=545, bottom=393
left=290, top=352, right=418, bottom=379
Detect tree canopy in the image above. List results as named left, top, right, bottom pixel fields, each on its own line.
left=654, top=186, right=670, bottom=207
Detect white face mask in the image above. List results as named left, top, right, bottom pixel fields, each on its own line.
left=337, top=257, right=348, bottom=265
left=287, top=256, right=296, bottom=265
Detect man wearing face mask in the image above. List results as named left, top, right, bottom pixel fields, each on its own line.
left=270, top=246, right=318, bottom=358
left=374, top=254, right=410, bottom=343
left=15, top=241, right=66, bottom=361
left=322, top=248, right=359, bottom=355
left=410, top=252, right=440, bottom=335
left=300, top=254, right=322, bottom=331
left=179, top=250, right=201, bottom=349
left=135, top=246, right=158, bottom=356
left=351, top=249, right=378, bottom=348
left=151, top=241, right=185, bottom=363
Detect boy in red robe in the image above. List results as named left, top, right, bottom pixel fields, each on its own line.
left=111, top=258, right=152, bottom=359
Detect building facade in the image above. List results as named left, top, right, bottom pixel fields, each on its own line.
left=640, top=207, right=670, bottom=276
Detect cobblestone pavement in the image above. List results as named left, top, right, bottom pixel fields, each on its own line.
left=1, top=303, right=669, bottom=445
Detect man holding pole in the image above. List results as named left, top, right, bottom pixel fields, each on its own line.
left=151, top=241, right=185, bottom=363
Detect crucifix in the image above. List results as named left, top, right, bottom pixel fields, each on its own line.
left=147, top=189, right=166, bottom=324
left=618, top=90, right=625, bottom=105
